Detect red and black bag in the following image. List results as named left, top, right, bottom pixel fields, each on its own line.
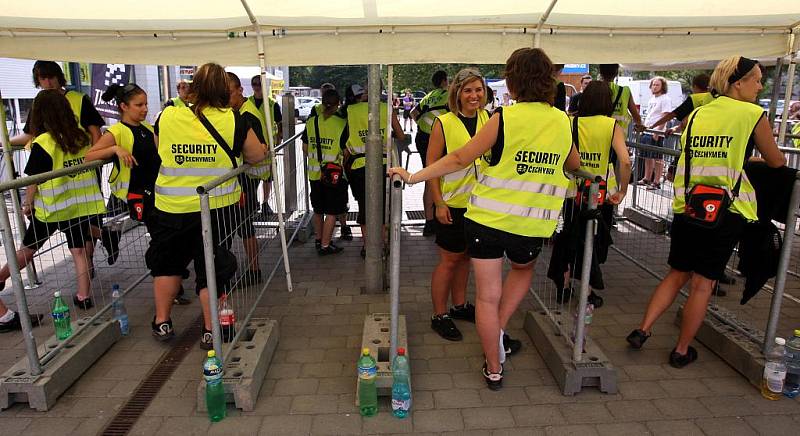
left=127, top=192, right=145, bottom=222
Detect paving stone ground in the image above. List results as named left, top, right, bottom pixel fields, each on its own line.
left=1, top=139, right=799, bottom=434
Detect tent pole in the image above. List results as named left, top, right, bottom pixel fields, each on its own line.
left=365, top=64, right=384, bottom=293
left=768, top=57, right=784, bottom=125
left=534, top=0, right=560, bottom=48
left=777, top=29, right=798, bottom=146
left=160, top=65, right=171, bottom=103
left=240, top=0, right=294, bottom=293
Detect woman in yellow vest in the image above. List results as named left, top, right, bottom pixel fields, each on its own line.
left=0, top=90, right=105, bottom=319
left=425, top=68, right=489, bottom=342
left=146, top=63, right=266, bottom=348
left=390, top=48, right=580, bottom=389
left=548, top=80, right=632, bottom=307
left=627, top=56, right=785, bottom=368
left=303, top=89, right=349, bottom=255
left=598, top=64, right=643, bottom=138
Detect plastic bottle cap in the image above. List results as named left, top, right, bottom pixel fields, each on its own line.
left=795, top=329, right=800, bottom=337
left=362, top=348, right=370, bottom=355
left=53, top=291, right=60, bottom=297
left=397, top=347, right=405, bottom=355
left=207, top=350, right=216, bottom=357
left=775, top=337, right=786, bottom=346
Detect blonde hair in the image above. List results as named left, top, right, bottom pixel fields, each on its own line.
left=709, top=56, right=758, bottom=97
left=448, top=68, right=487, bottom=113
left=650, top=76, right=668, bottom=95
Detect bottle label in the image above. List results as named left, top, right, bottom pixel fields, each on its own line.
left=204, top=362, right=223, bottom=382
left=584, top=313, right=593, bottom=325
left=391, top=398, right=411, bottom=411
left=220, top=309, right=235, bottom=326
left=51, top=311, right=67, bottom=320
left=764, top=362, right=787, bottom=393
left=358, top=365, right=377, bottom=380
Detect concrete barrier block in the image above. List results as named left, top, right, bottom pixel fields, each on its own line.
left=524, top=310, right=617, bottom=395
left=0, top=317, right=121, bottom=411
left=356, top=313, right=408, bottom=404
left=623, top=207, right=668, bottom=234
left=197, top=319, right=279, bottom=412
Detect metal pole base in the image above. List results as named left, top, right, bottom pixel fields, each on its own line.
left=524, top=310, right=618, bottom=395
left=24, top=283, right=41, bottom=290
left=356, top=313, right=408, bottom=404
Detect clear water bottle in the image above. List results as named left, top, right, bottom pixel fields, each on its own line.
left=203, top=350, right=226, bottom=422
left=783, top=330, right=800, bottom=398
left=391, top=347, right=411, bottom=418
left=571, top=303, right=594, bottom=352
left=111, top=284, right=129, bottom=336
left=51, top=292, right=72, bottom=340
left=761, top=337, right=787, bottom=400
left=357, top=348, right=378, bottom=416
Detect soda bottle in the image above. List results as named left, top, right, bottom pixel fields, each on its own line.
left=51, top=292, right=72, bottom=340
left=111, top=284, right=129, bottom=336
left=357, top=347, right=378, bottom=416
left=761, top=337, right=787, bottom=400
left=571, top=303, right=594, bottom=352
left=391, top=347, right=411, bottom=418
left=203, top=350, right=226, bottom=422
left=783, top=330, right=800, bottom=398
left=219, top=294, right=235, bottom=343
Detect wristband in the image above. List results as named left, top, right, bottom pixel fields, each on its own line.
left=408, top=173, right=415, bottom=185
left=435, top=202, right=447, bottom=208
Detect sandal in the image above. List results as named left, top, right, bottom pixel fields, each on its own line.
left=669, top=346, right=698, bottom=368
left=482, top=361, right=504, bottom=391
left=626, top=329, right=651, bottom=349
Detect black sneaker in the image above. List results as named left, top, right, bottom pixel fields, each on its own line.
left=173, top=285, right=191, bottom=305
left=0, top=311, right=43, bottom=333
left=315, top=239, right=322, bottom=251
left=503, top=333, right=522, bottom=356
left=200, top=328, right=214, bottom=350
left=340, top=226, right=353, bottom=241
left=101, top=228, right=121, bottom=265
left=244, top=269, right=263, bottom=285
left=669, top=346, right=698, bottom=368
left=152, top=318, right=175, bottom=341
left=626, top=329, right=651, bottom=349
left=587, top=291, right=604, bottom=308
left=318, top=244, right=344, bottom=256
left=261, top=202, right=274, bottom=216
left=556, top=288, right=573, bottom=304
left=422, top=219, right=435, bottom=237
left=73, top=294, right=94, bottom=310
left=431, top=314, right=463, bottom=341
left=449, top=302, right=475, bottom=322
left=482, top=361, right=503, bottom=391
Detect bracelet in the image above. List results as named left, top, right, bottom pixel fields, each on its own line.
left=408, top=173, right=415, bottom=185
left=435, top=202, right=447, bottom=208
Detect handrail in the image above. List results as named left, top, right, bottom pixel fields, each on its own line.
left=567, top=168, right=603, bottom=182
left=626, top=140, right=682, bottom=157
left=0, top=158, right=108, bottom=192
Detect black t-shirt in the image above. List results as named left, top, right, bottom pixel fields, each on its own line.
left=252, top=97, right=283, bottom=124
left=122, top=122, right=161, bottom=194
left=484, top=107, right=505, bottom=166
left=24, top=91, right=104, bottom=134
left=240, top=111, right=266, bottom=144
left=672, top=97, right=695, bottom=122
left=24, top=143, right=54, bottom=176
left=554, top=82, right=567, bottom=112
left=458, top=113, right=479, bottom=137
left=568, top=92, right=582, bottom=113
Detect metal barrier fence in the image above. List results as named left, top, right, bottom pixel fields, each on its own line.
left=197, top=131, right=307, bottom=362
left=617, top=136, right=800, bottom=353
left=0, top=157, right=150, bottom=376
left=529, top=170, right=603, bottom=364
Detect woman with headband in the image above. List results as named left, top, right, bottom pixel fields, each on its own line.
left=627, top=56, right=785, bottom=368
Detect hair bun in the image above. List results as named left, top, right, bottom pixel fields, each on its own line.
left=101, top=84, right=121, bottom=103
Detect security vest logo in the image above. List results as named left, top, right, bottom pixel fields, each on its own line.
left=171, top=144, right=218, bottom=166
left=175, top=155, right=185, bottom=165
left=514, top=150, right=559, bottom=175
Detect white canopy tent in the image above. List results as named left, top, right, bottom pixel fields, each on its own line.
left=0, top=0, right=798, bottom=66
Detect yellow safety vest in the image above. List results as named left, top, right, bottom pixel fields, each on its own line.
left=65, top=90, right=87, bottom=133
left=238, top=98, right=272, bottom=180
left=107, top=121, right=155, bottom=200
left=792, top=122, right=800, bottom=148
left=465, top=103, right=572, bottom=237
left=690, top=92, right=714, bottom=109
left=609, top=83, right=632, bottom=134
left=155, top=106, right=241, bottom=213
left=306, top=112, right=346, bottom=181
left=567, top=115, right=618, bottom=197
left=438, top=110, right=489, bottom=208
left=673, top=96, right=762, bottom=221
left=345, top=102, right=388, bottom=170
left=170, top=97, right=187, bottom=108
left=33, top=133, right=106, bottom=223
left=416, top=88, right=449, bottom=134
left=247, top=95, right=279, bottom=136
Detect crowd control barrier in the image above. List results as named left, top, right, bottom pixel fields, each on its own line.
left=0, top=157, right=150, bottom=410
left=195, top=131, right=307, bottom=411
left=525, top=170, right=618, bottom=395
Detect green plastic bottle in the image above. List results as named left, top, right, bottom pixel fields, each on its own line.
left=51, top=292, right=72, bottom=340
left=357, top=348, right=378, bottom=416
left=203, top=350, right=226, bottom=422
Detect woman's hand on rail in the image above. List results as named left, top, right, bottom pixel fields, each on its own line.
left=387, top=167, right=412, bottom=184
left=608, top=191, right=626, bottom=205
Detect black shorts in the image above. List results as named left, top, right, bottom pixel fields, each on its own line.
left=22, top=215, right=92, bottom=250
left=348, top=167, right=385, bottom=225
left=435, top=207, right=467, bottom=253
left=415, top=132, right=430, bottom=167
left=668, top=212, right=745, bottom=281
left=464, top=218, right=544, bottom=264
left=145, top=206, right=238, bottom=294
left=403, top=109, right=411, bottom=119
left=310, top=180, right=349, bottom=215
left=236, top=175, right=260, bottom=238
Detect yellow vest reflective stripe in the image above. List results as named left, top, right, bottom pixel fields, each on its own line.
left=65, top=90, right=86, bottom=133
left=346, top=102, right=388, bottom=170
left=609, top=83, right=632, bottom=134
left=155, top=106, right=241, bottom=213
left=438, top=110, right=488, bottom=208
left=239, top=99, right=272, bottom=181
left=33, top=133, right=106, bottom=222
left=672, top=96, right=762, bottom=221
left=306, top=113, right=346, bottom=181
left=690, top=92, right=714, bottom=109
left=465, top=103, right=572, bottom=237
left=417, top=88, right=449, bottom=134
left=107, top=121, right=155, bottom=200
left=793, top=122, right=800, bottom=148
left=567, top=115, right=617, bottom=197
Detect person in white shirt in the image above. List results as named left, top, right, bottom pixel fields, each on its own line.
left=638, top=77, right=671, bottom=190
